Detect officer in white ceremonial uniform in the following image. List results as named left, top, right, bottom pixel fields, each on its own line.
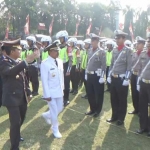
left=41, top=41, right=64, bottom=138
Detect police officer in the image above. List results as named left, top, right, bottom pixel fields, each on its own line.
left=81, top=39, right=91, bottom=99
left=41, top=41, right=64, bottom=138
left=85, top=33, right=106, bottom=118
left=107, top=30, right=132, bottom=125
left=105, top=40, right=114, bottom=92
left=69, top=38, right=80, bottom=95
left=0, top=39, right=37, bottom=150
left=77, top=40, right=85, bottom=87
left=129, top=36, right=146, bottom=115
left=56, top=30, right=71, bottom=106
left=26, top=36, right=40, bottom=96
left=134, top=42, right=150, bottom=136
left=20, top=40, right=29, bottom=60
left=41, top=36, right=52, bottom=61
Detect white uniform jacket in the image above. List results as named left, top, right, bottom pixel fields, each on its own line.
left=41, top=56, right=64, bottom=99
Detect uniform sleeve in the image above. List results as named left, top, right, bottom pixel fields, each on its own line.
left=76, top=49, right=80, bottom=69
left=133, top=55, right=142, bottom=76
left=40, top=62, right=51, bottom=98
left=126, top=49, right=132, bottom=72
left=109, top=50, right=114, bottom=71
left=0, top=61, right=27, bottom=76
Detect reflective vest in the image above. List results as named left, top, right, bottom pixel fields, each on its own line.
left=72, top=49, right=77, bottom=66
left=106, top=50, right=112, bottom=67
left=42, top=51, right=49, bottom=60
left=81, top=50, right=88, bottom=69
left=21, top=51, right=27, bottom=60
left=59, top=47, right=69, bottom=63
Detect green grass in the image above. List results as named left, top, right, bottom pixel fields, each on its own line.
left=0, top=82, right=150, bottom=150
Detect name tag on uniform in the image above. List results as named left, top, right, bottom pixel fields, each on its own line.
left=50, top=68, right=55, bottom=70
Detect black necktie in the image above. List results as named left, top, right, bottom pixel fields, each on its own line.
left=55, top=59, right=58, bottom=67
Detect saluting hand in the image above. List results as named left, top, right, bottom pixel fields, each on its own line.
left=25, top=50, right=40, bottom=63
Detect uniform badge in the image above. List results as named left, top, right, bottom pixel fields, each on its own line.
left=16, top=75, right=20, bottom=79
left=52, top=72, right=56, bottom=77
left=96, top=52, right=99, bottom=55
left=123, top=51, right=126, bottom=53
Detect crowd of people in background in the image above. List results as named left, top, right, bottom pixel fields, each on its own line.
left=0, top=28, right=150, bottom=150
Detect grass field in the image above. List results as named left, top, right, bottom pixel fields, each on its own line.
left=0, top=82, right=150, bottom=150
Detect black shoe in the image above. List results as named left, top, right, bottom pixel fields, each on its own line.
left=85, top=111, right=95, bottom=116
left=116, top=120, right=124, bottom=126
left=147, top=132, right=150, bottom=136
left=70, top=90, right=74, bottom=93
left=64, top=101, right=70, bottom=107
left=136, top=129, right=148, bottom=134
left=20, top=137, right=24, bottom=142
left=106, top=118, right=117, bottom=123
left=81, top=94, right=87, bottom=99
left=32, top=92, right=39, bottom=96
left=128, top=110, right=138, bottom=115
left=72, top=91, right=78, bottom=95
left=93, top=113, right=100, bottom=118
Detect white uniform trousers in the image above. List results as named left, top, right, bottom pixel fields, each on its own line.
left=44, top=97, right=64, bottom=132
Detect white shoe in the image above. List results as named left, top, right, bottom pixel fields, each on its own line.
left=42, top=113, right=51, bottom=125
left=53, top=131, right=62, bottom=139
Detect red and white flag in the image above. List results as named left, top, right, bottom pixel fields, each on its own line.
left=5, top=23, right=9, bottom=39
left=49, top=17, right=54, bottom=36
left=129, top=22, right=134, bottom=42
left=74, top=20, right=80, bottom=36
left=24, top=14, right=30, bottom=35
left=86, top=20, right=92, bottom=35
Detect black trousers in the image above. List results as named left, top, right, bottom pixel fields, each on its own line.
left=106, top=66, right=110, bottom=90
left=87, top=74, right=104, bottom=114
left=131, top=74, right=139, bottom=112
left=70, top=65, right=80, bottom=92
left=63, top=62, right=70, bottom=101
left=6, top=104, right=27, bottom=150
left=139, top=81, right=150, bottom=131
left=110, top=76, right=128, bottom=121
left=28, top=65, right=39, bottom=93
left=81, top=69, right=88, bottom=94
left=0, top=77, right=2, bottom=107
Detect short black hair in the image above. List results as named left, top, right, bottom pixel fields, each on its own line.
left=2, top=46, right=16, bottom=55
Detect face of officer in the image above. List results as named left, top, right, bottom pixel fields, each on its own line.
left=107, top=44, right=113, bottom=50
left=49, top=49, right=59, bottom=59
left=59, top=37, right=65, bottom=44
left=91, top=38, right=99, bottom=50
left=77, top=44, right=81, bottom=49
left=69, top=42, right=74, bottom=47
left=42, top=42, right=49, bottom=48
left=10, top=48, right=21, bottom=60
left=115, top=36, right=126, bottom=46
left=27, top=40, right=32, bottom=47
left=147, top=43, right=150, bottom=51
left=84, top=43, right=90, bottom=50
left=136, top=42, right=144, bottom=50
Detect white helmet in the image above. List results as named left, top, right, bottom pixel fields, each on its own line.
left=68, top=38, right=77, bottom=45
left=125, top=40, right=132, bottom=47
left=77, top=40, right=85, bottom=49
left=84, top=39, right=91, bottom=44
left=20, top=40, right=29, bottom=50
left=56, top=30, right=68, bottom=40
left=41, top=36, right=52, bottom=44
left=106, top=40, right=115, bottom=46
left=26, top=36, right=36, bottom=43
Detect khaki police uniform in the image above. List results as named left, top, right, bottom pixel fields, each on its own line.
left=86, top=44, right=106, bottom=116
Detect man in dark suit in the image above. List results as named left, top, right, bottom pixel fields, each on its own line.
left=0, top=39, right=39, bottom=150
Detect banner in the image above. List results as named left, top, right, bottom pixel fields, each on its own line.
left=129, top=22, right=134, bottom=42
left=49, top=16, right=54, bottom=36
left=24, top=14, right=30, bottom=35
left=86, top=20, right=92, bottom=35
left=74, top=19, right=80, bottom=36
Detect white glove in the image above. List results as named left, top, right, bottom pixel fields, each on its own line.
left=85, top=74, right=87, bottom=80
left=137, top=85, right=140, bottom=92
left=122, top=80, right=130, bottom=86
left=107, top=77, right=111, bottom=84
left=99, top=78, right=105, bottom=84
